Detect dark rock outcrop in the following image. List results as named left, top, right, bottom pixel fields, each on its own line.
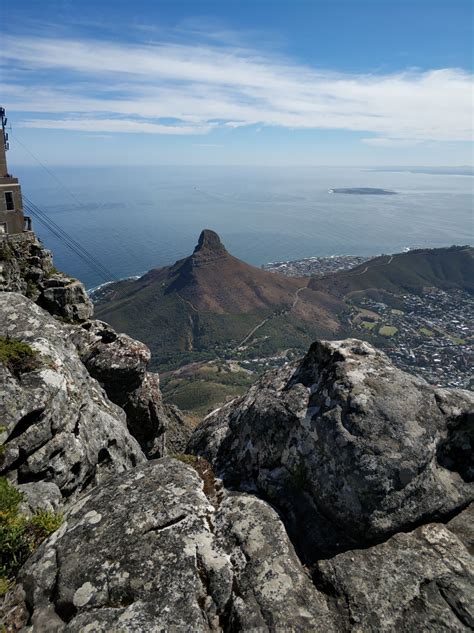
left=70, top=319, right=169, bottom=457
left=17, top=459, right=335, bottom=632
left=0, top=233, right=93, bottom=322
left=164, top=403, right=196, bottom=454
left=188, top=339, right=474, bottom=562
left=0, top=293, right=145, bottom=500
left=0, top=231, right=182, bottom=460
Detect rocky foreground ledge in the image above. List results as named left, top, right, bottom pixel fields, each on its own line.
left=2, top=333, right=472, bottom=631
left=1, top=234, right=473, bottom=631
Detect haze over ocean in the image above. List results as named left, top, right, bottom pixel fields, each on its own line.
left=17, top=165, right=473, bottom=290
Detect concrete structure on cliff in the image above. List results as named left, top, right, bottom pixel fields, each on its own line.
left=0, top=107, right=31, bottom=234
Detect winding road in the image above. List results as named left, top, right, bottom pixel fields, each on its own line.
left=235, top=285, right=307, bottom=349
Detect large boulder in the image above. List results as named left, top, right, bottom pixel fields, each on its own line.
left=0, top=233, right=53, bottom=295
left=17, top=459, right=334, bottom=632
left=0, top=293, right=145, bottom=501
left=164, top=403, right=196, bottom=454
left=39, top=277, right=93, bottom=322
left=70, top=320, right=169, bottom=457
left=188, top=339, right=474, bottom=561
left=315, top=504, right=474, bottom=632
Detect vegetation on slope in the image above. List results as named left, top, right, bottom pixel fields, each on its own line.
left=161, top=360, right=255, bottom=418
left=0, top=337, right=39, bottom=376
left=311, top=246, right=474, bottom=298
left=0, top=477, right=63, bottom=593
left=94, top=238, right=473, bottom=415
left=94, top=230, right=343, bottom=372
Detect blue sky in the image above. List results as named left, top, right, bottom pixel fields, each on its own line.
left=1, top=0, right=472, bottom=166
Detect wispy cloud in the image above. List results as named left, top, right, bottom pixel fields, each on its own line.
left=20, top=118, right=211, bottom=135
left=1, top=34, right=472, bottom=144
left=361, top=137, right=424, bottom=148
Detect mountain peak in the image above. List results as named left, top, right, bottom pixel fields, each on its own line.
left=194, top=229, right=227, bottom=255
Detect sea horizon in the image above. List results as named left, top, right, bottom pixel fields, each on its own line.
left=16, top=164, right=473, bottom=290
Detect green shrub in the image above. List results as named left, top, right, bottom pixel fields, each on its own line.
left=46, top=266, right=61, bottom=278
left=0, top=477, right=63, bottom=584
left=0, top=337, right=39, bottom=376
left=0, top=246, right=12, bottom=262
left=25, top=280, right=38, bottom=298
left=0, top=575, right=11, bottom=597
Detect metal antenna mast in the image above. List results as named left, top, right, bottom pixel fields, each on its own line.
left=0, top=107, right=9, bottom=152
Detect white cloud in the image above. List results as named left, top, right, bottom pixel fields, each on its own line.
left=1, top=34, right=473, bottom=143
left=19, top=118, right=211, bottom=135
left=361, top=138, right=424, bottom=148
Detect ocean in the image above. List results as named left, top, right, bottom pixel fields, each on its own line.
left=15, top=165, right=473, bottom=290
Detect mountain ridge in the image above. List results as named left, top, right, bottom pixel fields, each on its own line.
left=94, top=231, right=473, bottom=373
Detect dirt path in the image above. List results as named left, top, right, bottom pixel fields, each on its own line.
left=235, top=286, right=307, bottom=349
left=350, top=254, right=395, bottom=276
left=177, top=293, right=199, bottom=313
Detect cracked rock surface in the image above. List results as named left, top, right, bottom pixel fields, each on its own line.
left=315, top=504, right=474, bottom=632
left=0, top=233, right=93, bottom=322
left=0, top=293, right=145, bottom=501
left=188, top=339, right=474, bottom=561
left=18, top=459, right=335, bottom=632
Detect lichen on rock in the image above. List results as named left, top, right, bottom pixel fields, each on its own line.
left=16, top=459, right=335, bottom=632
left=0, top=233, right=93, bottom=323
left=188, top=338, right=474, bottom=562
left=0, top=293, right=145, bottom=501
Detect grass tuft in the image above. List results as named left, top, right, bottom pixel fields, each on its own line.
left=0, top=337, right=40, bottom=376
left=0, top=477, right=63, bottom=585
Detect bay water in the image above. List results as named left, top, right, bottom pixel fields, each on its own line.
left=16, top=165, right=473, bottom=290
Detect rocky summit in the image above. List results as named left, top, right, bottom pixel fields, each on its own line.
left=189, top=338, right=473, bottom=561
left=0, top=232, right=473, bottom=632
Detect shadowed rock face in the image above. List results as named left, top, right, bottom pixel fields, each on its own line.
left=194, top=229, right=228, bottom=257
left=188, top=338, right=474, bottom=561
left=17, top=459, right=335, bottom=632
left=0, top=293, right=145, bottom=501
left=70, top=320, right=169, bottom=458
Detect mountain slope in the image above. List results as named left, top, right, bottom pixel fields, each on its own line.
left=311, top=245, right=474, bottom=298
left=94, top=230, right=344, bottom=369
left=94, top=234, right=473, bottom=373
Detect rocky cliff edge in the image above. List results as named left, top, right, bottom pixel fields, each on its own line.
left=1, top=234, right=473, bottom=632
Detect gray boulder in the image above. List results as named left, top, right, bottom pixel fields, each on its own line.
left=0, top=293, right=145, bottom=501
left=0, top=233, right=53, bottom=296
left=39, top=277, right=93, bottom=322
left=164, top=403, right=196, bottom=454
left=316, top=504, right=474, bottom=632
left=18, top=482, right=63, bottom=516
left=17, top=458, right=334, bottom=632
left=188, top=339, right=474, bottom=561
left=70, top=320, right=169, bottom=457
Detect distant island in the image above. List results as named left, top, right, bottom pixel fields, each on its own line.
left=328, top=187, right=397, bottom=195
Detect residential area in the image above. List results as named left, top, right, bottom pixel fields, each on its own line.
left=351, top=289, right=473, bottom=390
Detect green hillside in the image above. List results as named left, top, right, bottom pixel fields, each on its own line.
left=95, top=230, right=344, bottom=371
left=312, top=246, right=474, bottom=298
left=94, top=237, right=473, bottom=415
